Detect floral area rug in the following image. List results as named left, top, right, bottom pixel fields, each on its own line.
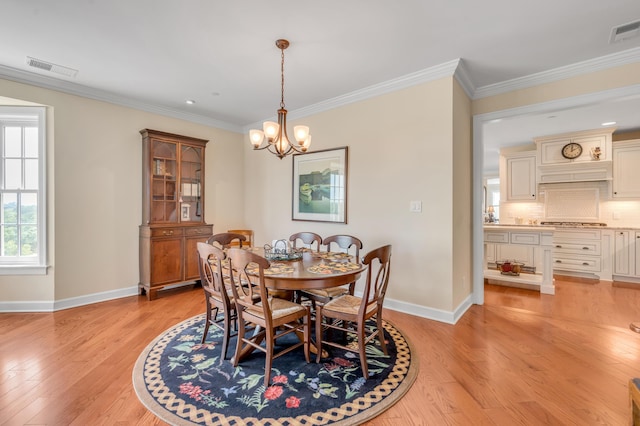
left=132, top=313, right=417, bottom=425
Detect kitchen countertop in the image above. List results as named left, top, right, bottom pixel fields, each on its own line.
left=484, top=223, right=640, bottom=230
left=484, top=224, right=555, bottom=230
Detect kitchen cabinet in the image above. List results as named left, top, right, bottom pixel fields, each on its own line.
left=138, top=129, right=213, bottom=300
left=485, top=241, right=534, bottom=268
left=484, top=226, right=555, bottom=294
left=613, top=139, right=640, bottom=198
left=536, top=132, right=610, bottom=165
left=485, top=242, right=496, bottom=265
left=501, top=151, right=536, bottom=201
left=614, top=230, right=640, bottom=280
left=552, top=229, right=603, bottom=276
left=534, top=128, right=614, bottom=184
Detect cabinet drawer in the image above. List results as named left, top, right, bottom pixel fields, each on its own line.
left=485, top=232, right=509, bottom=243
left=553, top=240, right=601, bottom=256
left=151, top=227, right=183, bottom=237
left=185, top=226, right=212, bottom=237
left=553, top=229, right=601, bottom=240
left=510, top=232, right=540, bottom=245
left=553, top=255, right=601, bottom=272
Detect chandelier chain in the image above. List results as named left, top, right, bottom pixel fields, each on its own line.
left=249, top=39, right=310, bottom=159
left=280, top=46, right=285, bottom=109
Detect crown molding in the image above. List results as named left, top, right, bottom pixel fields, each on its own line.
left=475, top=82, right=640, bottom=123
left=0, top=64, right=243, bottom=133
left=473, top=47, right=640, bottom=99
left=244, top=59, right=465, bottom=132
left=453, top=58, right=475, bottom=98
left=4, top=46, right=638, bottom=134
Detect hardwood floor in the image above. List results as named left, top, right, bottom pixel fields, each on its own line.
left=2, top=277, right=640, bottom=425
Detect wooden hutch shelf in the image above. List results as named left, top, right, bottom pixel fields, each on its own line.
left=138, top=129, right=213, bottom=300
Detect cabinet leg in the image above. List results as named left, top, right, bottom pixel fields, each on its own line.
left=147, top=288, right=158, bottom=301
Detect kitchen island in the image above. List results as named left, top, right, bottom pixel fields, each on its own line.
left=484, top=225, right=555, bottom=294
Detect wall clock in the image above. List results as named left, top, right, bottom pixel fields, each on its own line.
left=561, top=142, right=583, bottom=159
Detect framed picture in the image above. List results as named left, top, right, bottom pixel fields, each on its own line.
left=292, top=147, right=348, bottom=223
left=181, top=203, right=191, bottom=221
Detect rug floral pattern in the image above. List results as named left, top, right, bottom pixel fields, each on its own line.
left=134, top=314, right=416, bottom=425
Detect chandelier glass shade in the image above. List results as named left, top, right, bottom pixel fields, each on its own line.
left=249, top=39, right=311, bottom=159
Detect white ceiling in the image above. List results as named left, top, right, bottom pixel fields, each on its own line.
left=2, top=1, right=640, bottom=173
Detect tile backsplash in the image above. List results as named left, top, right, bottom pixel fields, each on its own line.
left=499, top=181, right=640, bottom=227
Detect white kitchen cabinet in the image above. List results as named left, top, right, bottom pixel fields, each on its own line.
left=485, top=232, right=536, bottom=268
left=495, top=244, right=535, bottom=267
left=485, top=242, right=496, bottom=265
left=614, top=230, right=640, bottom=280
left=613, top=139, right=640, bottom=198
left=552, top=229, right=604, bottom=276
left=483, top=226, right=555, bottom=294
left=502, top=151, right=536, bottom=201
left=534, top=128, right=614, bottom=184
left=537, top=134, right=608, bottom=165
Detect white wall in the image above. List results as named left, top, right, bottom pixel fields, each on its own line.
left=243, top=76, right=472, bottom=316
left=0, top=78, right=244, bottom=306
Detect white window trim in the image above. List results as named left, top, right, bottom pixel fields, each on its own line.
left=0, top=106, right=47, bottom=272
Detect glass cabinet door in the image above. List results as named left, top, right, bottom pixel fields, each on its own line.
left=151, top=141, right=177, bottom=222
left=179, top=145, right=202, bottom=222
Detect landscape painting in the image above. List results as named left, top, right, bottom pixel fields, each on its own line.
left=292, top=147, right=348, bottom=223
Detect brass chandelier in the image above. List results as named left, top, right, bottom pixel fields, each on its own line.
left=249, top=39, right=311, bottom=159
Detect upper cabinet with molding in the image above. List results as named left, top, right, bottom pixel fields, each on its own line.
left=613, top=139, right=640, bottom=198
left=534, top=128, right=615, bottom=184
left=500, top=151, right=536, bottom=201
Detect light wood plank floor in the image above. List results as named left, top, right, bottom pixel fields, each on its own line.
left=2, top=277, right=640, bottom=425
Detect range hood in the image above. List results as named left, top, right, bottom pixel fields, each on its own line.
left=534, top=128, right=615, bottom=184
left=537, top=160, right=612, bottom=183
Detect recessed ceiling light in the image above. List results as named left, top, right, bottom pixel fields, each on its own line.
left=185, top=100, right=195, bottom=105
left=602, top=121, right=616, bottom=126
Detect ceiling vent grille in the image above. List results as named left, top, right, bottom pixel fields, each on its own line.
left=610, top=20, right=640, bottom=43
left=26, top=56, right=78, bottom=77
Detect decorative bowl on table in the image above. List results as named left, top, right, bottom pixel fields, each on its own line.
left=263, top=240, right=303, bottom=261
left=496, top=260, right=524, bottom=276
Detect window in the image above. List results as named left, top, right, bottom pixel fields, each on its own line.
left=0, top=106, right=47, bottom=274
left=486, top=177, right=500, bottom=222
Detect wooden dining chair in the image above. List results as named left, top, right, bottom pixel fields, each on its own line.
left=289, top=232, right=322, bottom=251
left=196, top=242, right=237, bottom=360
left=207, top=232, right=247, bottom=248
left=299, top=234, right=364, bottom=307
left=315, top=244, right=392, bottom=379
left=226, top=248, right=310, bottom=387
left=227, top=229, right=254, bottom=247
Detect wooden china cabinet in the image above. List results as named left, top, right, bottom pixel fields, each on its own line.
left=138, top=129, right=213, bottom=300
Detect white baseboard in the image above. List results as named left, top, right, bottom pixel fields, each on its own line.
left=359, top=292, right=473, bottom=325
left=4, top=286, right=475, bottom=325
left=0, top=285, right=140, bottom=312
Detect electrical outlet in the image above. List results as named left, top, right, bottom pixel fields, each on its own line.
left=613, top=211, right=621, bottom=220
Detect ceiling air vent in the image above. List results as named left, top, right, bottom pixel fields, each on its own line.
left=609, top=20, right=640, bottom=44
left=26, top=56, right=78, bottom=77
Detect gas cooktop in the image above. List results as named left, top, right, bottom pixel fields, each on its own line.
left=539, top=221, right=608, bottom=227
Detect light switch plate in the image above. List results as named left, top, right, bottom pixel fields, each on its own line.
left=410, top=200, right=422, bottom=213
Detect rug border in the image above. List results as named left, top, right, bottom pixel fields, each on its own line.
left=132, top=313, right=419, bottom=425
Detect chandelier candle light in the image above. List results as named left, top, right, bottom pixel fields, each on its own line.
left=249, top=39, right=311, bottom=159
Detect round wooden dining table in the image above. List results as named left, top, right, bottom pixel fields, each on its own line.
left=227, top=248, right=365, bottom=360
left=256, top=249, right=365, bottom=291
